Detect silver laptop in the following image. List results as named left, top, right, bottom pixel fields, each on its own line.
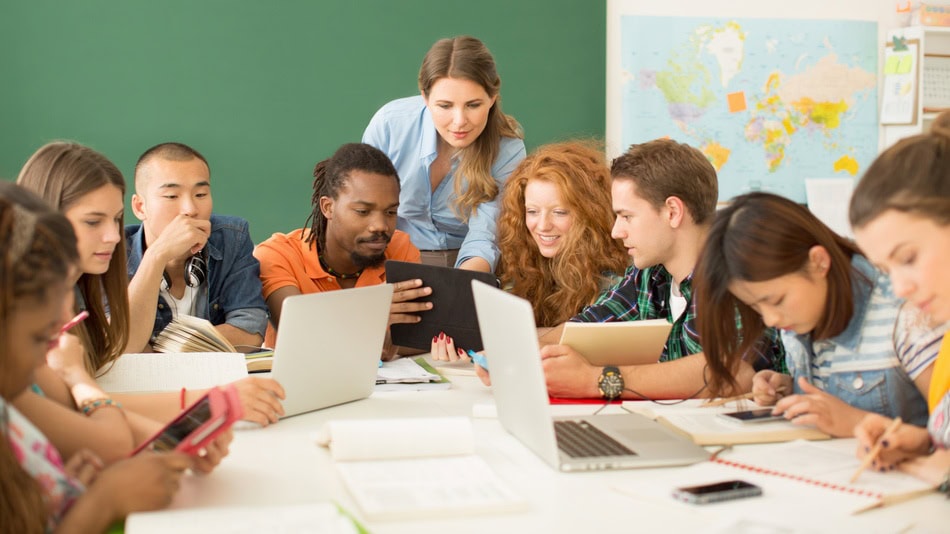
left=271, top=284, right=394, bottom=418
left=472, top=281, right=708, bottom=472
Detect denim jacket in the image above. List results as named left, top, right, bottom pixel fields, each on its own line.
left=126, top=214, right=268, bottom=341
left=782, top=256, right=929, bottom=427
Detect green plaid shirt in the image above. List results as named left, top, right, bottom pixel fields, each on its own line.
left=573, top=265, right=786, bottom=372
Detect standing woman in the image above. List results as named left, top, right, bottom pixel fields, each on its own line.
left=497, top=141, right=628, bottom=326
left=363, top=35, right=526, bottom=272
left=849, top=111, right=950, bottom=486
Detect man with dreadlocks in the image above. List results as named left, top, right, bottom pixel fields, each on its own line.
left=255, top=143, right=429, bottom=357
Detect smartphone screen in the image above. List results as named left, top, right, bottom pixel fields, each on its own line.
left=673, top=480, right=762, bottom=504
left=719, top=408, right=785, bottom=424
left=151, top=396, right=215, bottom=452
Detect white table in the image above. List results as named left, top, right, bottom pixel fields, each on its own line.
left=163, top=368, right=948, bottom=533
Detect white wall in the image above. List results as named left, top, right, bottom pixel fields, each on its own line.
left=606, top=0, right=903, bottom=157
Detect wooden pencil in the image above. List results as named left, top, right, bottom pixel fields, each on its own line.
left=850, top=417, right=903, bottom=483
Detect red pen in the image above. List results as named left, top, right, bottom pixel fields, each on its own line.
left=60, top=310, right=89, bottom=334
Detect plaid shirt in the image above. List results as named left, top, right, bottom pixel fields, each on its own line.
left=572, top=265, right=786, bottom=372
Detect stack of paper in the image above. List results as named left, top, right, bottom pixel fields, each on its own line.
left=152, top=314, right=237, bottom=353
left=376, top=357, right=450, bottom=391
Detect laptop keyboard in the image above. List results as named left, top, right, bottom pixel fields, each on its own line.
left=554, top=420, right=637, bottom=458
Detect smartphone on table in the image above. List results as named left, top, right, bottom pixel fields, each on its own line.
left=717, top=408, right=785, bottom=424
left=132, top=384, right=243, bottom=455
left=672, top=480, right=762, bottom=504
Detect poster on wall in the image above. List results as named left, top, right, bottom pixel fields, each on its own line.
left=610, top=16, right=878, bottom=203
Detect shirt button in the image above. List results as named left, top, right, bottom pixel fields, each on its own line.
left=852, top=376, right=864, bottom=390
left=158, top=303, right=164, bottom=309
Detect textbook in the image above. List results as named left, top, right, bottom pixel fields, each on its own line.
left=559, top=319, right=672, bottom=366
left=314, top=416, right=526, bottom=521
left=152, top=314, right=237, bottom=353
left=622, top=399, right=830, bottom=446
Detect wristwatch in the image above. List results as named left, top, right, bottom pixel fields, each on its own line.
left=598, top=366, right=624, bottom=400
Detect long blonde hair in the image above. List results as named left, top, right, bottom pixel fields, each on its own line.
left=498, top=141, right=628, bottom=326
left=17, top=141, right=131, bottom=373
left=418, top=36, right=523, bottom=221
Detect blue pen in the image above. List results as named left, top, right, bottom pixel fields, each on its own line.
left=466, top=349, right=489, bottom=371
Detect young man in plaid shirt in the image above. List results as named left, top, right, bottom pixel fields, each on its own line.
left=538, top=139, right=786, bottom=400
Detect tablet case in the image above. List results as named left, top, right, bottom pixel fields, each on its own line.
left=385, top=260, right=499, bottom=351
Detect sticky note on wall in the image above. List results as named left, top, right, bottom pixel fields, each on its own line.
left=884, top=55, right=900, bottom=75
left=897, top=54, right=913, bottom=74
left=727, top=91, right=747, bottom=113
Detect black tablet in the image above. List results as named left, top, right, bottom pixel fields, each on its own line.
left=385, top=260, right=499, bottom=351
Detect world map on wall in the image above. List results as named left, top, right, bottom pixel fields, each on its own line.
left=620, top=17, right=878, bottom=202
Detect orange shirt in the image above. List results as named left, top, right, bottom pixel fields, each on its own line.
left=254, top=228, right=420, bottom=347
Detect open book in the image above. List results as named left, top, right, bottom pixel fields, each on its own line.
left=623, top=399, right=830, bottom=446
left=314, top=416, right=526, bottom=521
left=152, top=314, right=237, bottom=353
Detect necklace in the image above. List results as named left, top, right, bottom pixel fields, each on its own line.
left=318, top=254, right=363, bottom=280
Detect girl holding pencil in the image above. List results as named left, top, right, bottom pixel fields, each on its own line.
left=849, top=111, right=950, bottom=487
left=693, top=192, right=944, bottom=437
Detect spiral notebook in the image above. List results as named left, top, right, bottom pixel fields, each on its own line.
left=710, top=440, right=935, bottom=510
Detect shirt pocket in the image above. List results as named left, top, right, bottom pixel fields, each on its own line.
left=825, top=370, right=888, bottom=415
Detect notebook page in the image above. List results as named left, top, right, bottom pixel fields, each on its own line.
left=96, top=352, right=248, bottom=393
left=336, top=455, right=527, bottom=521
left=126, top=502, right=359, bottom=534
left=715, top=440, right=933, bottom=498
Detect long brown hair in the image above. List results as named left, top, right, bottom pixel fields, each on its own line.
left=418, top=35, right=523, bottom=221
left=17, top=141, right=131, bottom=373
left=0, top=182, right=78, bottom=534
left=694, top=192, right=860, bottom=397
left=850, top=111, right=950, bottom=229
left=498, top=141, right=628, bottom=326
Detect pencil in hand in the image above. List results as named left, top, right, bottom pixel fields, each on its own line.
left=850, top=417, right=902, bottom=483
left=701, top=392, right=754, bottom=407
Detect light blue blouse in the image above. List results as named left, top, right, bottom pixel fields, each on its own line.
left=362, top=95, right=526, bottom=270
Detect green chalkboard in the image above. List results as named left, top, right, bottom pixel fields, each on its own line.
left=0, top=0, right=606, bottom=243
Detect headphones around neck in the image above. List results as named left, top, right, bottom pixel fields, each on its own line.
left=161, top=251, right=207, bottom=292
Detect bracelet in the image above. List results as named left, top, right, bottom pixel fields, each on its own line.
left=79, top=397, right=122, bottom=417
left=180, top=387, right=187, bottom=410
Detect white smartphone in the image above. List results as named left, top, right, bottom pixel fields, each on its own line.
left=672, top=480, right=763, bottom=504
left=718, top=408, right=786, bottom=424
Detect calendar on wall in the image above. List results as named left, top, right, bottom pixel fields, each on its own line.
left=881, top=40, right=919, bottom=125
left=923, top=54, right=950, bottom=111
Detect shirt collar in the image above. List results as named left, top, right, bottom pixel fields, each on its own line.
left=832, top=255, right=875, bottom=350
left=420, top=104, right=438, bottom=161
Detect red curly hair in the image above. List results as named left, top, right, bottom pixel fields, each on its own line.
left=498, top=141, right=628, bottom=326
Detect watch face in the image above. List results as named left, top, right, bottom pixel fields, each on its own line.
left=598, top=368, right=624, bottom=399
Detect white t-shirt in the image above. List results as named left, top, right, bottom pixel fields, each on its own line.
left=669, top=279, right=688, bottom=323
left=160, top=285, right=198, bottom=318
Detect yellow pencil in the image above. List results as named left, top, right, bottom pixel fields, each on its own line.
left=850, top=417, right=903, bottom=483
left=701, top=392, right=754, bottom=407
